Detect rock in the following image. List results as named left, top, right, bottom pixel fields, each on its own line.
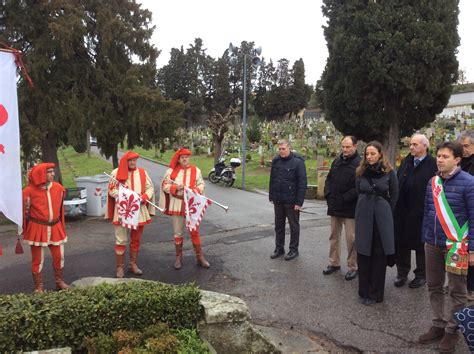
left=71, top=276, right=143, bottom=288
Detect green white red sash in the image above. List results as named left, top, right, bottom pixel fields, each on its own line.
left=432, top=176, right=469, bottom=275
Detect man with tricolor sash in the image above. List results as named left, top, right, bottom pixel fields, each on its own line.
left=418, top=142, right=474, bottom=353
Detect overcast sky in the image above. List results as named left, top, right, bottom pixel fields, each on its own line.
left=139, top=1, right=474, bottom=86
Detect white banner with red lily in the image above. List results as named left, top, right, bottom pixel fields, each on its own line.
left=0, top=52, right=23, bottom=236
left=117, top=184, right=141, bottom=230
left=184, top=187, right=212, bottom=232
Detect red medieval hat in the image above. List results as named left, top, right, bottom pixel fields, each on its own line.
left=169, top=147, right=192, bottom=169
left=28, top=163, right=55, bottom=186
left=116, top=151, right=140, bottom=182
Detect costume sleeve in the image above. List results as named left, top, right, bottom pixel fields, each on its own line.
left=108, top=169, right=119, bottom=199
left=60, top=187, right=66, bottom=229
left=161, top=169, right=174, bottom=194
left=388, top=170, right=399, bottom=212
left=21, top=188, right=30, bottom=234
left=143, top=171, right=154, bottom=200
left=195, top=169, right=205, bottom=195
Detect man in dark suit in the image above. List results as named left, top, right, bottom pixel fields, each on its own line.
left=393, top=134, right=437, bottom=288
left=459, top=130, right=474, bottom=175
left=323, top=136, right=361, bottom=280
left=459, top=130, right=474, bottom=298
left=269, top=139, right=307, bottom=261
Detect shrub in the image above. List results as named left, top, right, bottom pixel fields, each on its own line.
left=173, top=328, right=210, bottom=354
left=0, top=281, right=201, bottom=352
left=83, top=323, right=208, bottom=354
left=83, top=333, right=118, bottom=354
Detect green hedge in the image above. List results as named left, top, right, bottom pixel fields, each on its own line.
left=83, top=323, right=209, bottom=353
left=0, top=281, right=202, bottom=352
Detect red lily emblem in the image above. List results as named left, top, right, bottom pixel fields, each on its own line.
left=118, top=192, right=140, bottom=219
left=433, top=185, right=442, bottom=198
left=188, top=196, right=201, bottom=215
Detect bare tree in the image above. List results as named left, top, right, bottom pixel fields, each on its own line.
left=207, top=106, right=237, bottom=163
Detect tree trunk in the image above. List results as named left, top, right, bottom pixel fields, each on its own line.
left=112, top=144, right=119, bottom=168
left=383, top=119, right=400, bottom=168
left=86, top=129, right=91, bottom=158
left=213, top=135, right=223, bottom=164
left=41, top=132, right=62, bottom=184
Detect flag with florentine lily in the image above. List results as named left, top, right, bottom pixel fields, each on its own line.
left=117, top=184, right=141, bottom=230
left=184, top=187, right=212, bottom=232
left=0, top=51, right=23, bottom=256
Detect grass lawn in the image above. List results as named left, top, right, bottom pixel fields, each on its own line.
left=2, top=147, right=318, bottom=225
left=132, top=147, right=319, bottom=191
left=58, top=147, right=112, bottom=188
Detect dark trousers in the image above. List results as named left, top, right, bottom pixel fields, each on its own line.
left=358, top=226, right=387, bottom=302
left=467, top=267, right=474, bottom=291
left=425, top=243, right=467, bottom=333
left=274, top=202, right=300, bottom=252
left=396, top=247, right=426, bottom=280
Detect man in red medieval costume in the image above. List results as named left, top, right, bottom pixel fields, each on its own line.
left=22, top=163, right=69, bottom=292
left=159, top=148, right=210, bottom=270
left=106, top=151, right=155, bottom=278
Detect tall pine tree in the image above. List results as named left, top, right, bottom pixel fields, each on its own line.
left=321, top=0, right=459, bottom=162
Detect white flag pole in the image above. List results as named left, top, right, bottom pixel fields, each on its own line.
left=184, top=187, right=229, bottom=212
left=103, top=172, right=164, bottom=212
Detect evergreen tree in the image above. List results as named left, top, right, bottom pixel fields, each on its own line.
left=321, top=0, right=459, bottom=162
left=2, top=0, right=89, bottom=182
left=83, top=0, right=160, bottom=167
left=289, top=59, right=312, bottom=115
left=157, top=38, right=206, bottom=126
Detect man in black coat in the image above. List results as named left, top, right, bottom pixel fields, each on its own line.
left=394, top=134, right=437, bottom=288
left=459, top=130, right=474, bottom=176
left=459, top=130, right=474, bottom=297
left=269, top=139, right=307, bottom=261
left=323, top=136, right=361, bottom=280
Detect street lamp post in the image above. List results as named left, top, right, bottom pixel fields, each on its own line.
left=241, top=54, right=248, bottom=190
left=229, top=43, right=262, bottom=190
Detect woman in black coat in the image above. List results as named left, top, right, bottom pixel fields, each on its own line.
left=355, top=141, right=399, bottom=305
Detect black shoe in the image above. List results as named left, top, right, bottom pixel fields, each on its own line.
left=323, top=265, right=341, bottom=275
left=270, top=249, right=285, bottom=259
left=363, top=298, right=377, bottom=306
left=394, top=277, right=407, bottom=287
left=345, top=270, right=358, bottom=281
left=409, top=277, right=426, bottom=289
left=284, top=250, right=299, bottom=261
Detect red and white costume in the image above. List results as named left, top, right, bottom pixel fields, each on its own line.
left=105, top=151, right=155, bottom=277
left=22, top=163, right=69, bottom=291
left=159, top=148, right=209, bottom=269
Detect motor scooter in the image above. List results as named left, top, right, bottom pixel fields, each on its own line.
left=208, top=151, right=241, bottom=187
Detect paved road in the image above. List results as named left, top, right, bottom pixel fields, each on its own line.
left=0, top=152, right=470, bottom=353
